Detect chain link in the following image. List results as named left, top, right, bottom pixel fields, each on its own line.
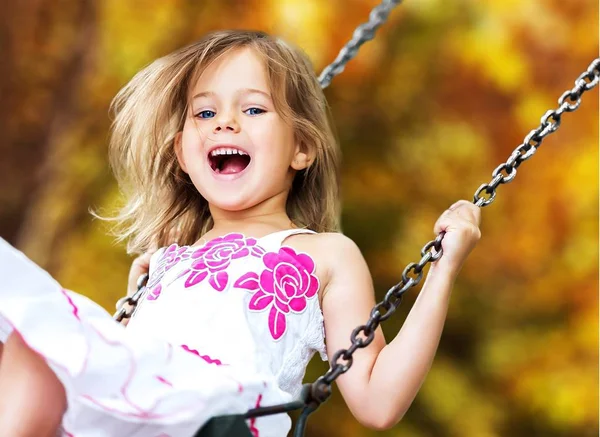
left=113, top=273, right=149, bottom=322
left=473, top=58, right=599, bottom=207
left=315, top=57, right=600, bottom=397
left=318, top=0, right=403, bottom=89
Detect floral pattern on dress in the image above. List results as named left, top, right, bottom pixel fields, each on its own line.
left=146, top=284, right=162, bottom=301
left=145, top=244, right=191, bottom=301
left=234, top=247, right=320, bottom=340
left=183, top=233, right=266, bottom=292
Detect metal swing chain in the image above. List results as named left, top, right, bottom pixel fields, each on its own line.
left=318, top=0, right=403, bottom=89
left=472, top=59, right=600, bottom=207
left=113, top=273, right=148, bottom=322
left=308, top=57, right=600, bottom=402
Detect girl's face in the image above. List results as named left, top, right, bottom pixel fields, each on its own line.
left=175, top=47, right=309, bottom=214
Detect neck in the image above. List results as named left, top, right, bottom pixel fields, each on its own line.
left=205, top=190, right=296, bottom=239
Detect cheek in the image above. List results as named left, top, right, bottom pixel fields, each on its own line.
left=181, top=124, right=209, bottom=157
left=252, top=123, right=295, bottom=157
left=246, top=122, right=271, bottom=142
left=182, top=119, right=208, bottom=142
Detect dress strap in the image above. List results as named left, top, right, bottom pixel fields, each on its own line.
left=258, top=228, right=316, bottom=251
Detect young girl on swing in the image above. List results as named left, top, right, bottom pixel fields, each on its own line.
left=0, top=30, right=481, bottom=437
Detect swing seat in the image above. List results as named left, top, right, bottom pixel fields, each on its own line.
left=191, top=384, right=322, bottom=437
left=193, top=415, right=254, bottom=437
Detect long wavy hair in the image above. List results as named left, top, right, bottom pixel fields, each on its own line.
left=98, top=30, right=341, bottom=254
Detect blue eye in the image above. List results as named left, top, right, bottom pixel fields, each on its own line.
left=245, top=107, right=265, bottom=116
left=196, top=110, right=216, bottom=119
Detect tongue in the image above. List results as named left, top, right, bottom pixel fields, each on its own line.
left=219, top=155, right=248, bottom=174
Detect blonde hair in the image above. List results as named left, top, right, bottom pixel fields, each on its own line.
left=100, top=30, right=341, bottom=254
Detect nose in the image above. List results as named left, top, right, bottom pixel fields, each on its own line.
left=213, top=112, right=240, bottom=134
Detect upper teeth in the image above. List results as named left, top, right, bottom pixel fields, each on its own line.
left=210, top=148, right=248, bottom=157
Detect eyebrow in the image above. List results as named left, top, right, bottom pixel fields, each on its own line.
left=192, top=88, right=271, bottom=100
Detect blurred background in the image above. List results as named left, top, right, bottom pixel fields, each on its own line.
left=0, top=0, right=597, bottom=436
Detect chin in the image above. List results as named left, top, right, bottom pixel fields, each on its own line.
left=204, top=194, right=258, bottom=213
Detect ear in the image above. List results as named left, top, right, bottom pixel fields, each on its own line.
left=174, top=132, right=188, bottom=173
left=291, top=141, right=315, bottom=171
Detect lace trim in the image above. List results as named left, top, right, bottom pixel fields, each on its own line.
left=275, top=301, right=327, bottom=398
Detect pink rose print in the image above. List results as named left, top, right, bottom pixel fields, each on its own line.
left=147, top=244, right=191, bottom=289
left=146, top=284, right=162, bottom=301
left=184, top=233, right=265, bottom=291
left=234, top=247, right=320, bottom=340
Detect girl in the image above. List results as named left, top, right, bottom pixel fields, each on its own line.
left=0, top=30, right=481, bottom=437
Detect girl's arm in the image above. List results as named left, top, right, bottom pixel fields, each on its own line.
left=321, top=201, right=481, bottom=430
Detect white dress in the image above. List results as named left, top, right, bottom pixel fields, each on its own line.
left=0, top=229, right=327, bottom=437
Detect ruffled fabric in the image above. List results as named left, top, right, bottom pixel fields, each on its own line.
left=0, top=238, right=291, bottom=437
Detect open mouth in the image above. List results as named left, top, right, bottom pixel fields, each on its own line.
left=208, top=148, right=251, bottom=175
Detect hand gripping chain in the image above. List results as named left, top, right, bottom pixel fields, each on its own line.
left=310, top=57, right=600, bottom=404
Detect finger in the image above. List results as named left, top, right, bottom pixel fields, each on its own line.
left=434, top=216, right=481, bottom=244
left=133, top=251, right=153, bottom=268
left=454, top=202, right=481, bottom=227
left=448, top=200, right=481, bottom=226
left=127, top=252, right=153, bottom=296
left=434, top=205, right=479, bottom=235
left=433, top=208, right=453, bottom=235
left=129, top=253, right=152, bottom=280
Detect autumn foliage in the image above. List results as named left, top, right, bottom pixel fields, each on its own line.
left=0, top=1, right=597, bottom=436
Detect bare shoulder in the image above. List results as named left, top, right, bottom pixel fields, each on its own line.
left=283, top=232, right=363, bottom=303
left=285, top=231, right=357, bottom=248
left=283, top=231, right=360, bottom=263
